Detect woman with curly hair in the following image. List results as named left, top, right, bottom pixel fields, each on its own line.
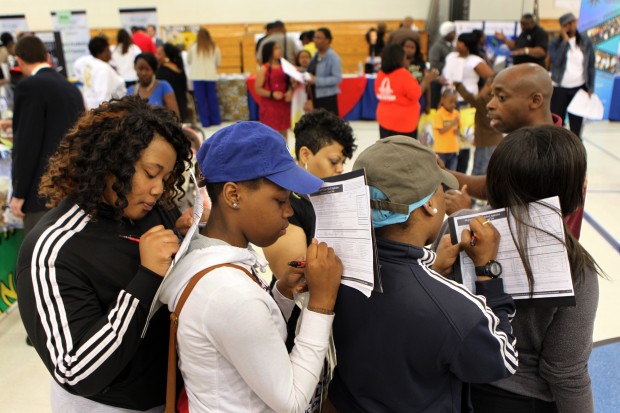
left=16, top=95, right=192, bottom=413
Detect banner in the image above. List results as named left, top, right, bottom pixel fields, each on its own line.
left=35, top=31, right=68, bottom=78
left=483, top=21, right=517, bottom=67
left=119, top=8, right=158, bottom=32
left=578, top=1, right=620, bottom=119
left=51, top=10, right=90, bottom=80
left=0, top=14, right=28, bottom=36
left=0, top=228, right=22, bottom=317
left=160, top=25, right=200, bottom=50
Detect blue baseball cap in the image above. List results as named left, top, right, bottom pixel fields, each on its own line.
left=197, top=121, right=323, bottom=195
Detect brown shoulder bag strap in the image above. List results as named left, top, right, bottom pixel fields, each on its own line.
left=165, top=263, right=254, bottom=413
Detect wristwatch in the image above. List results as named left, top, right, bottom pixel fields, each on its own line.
left=475, top=260, right=502, bottom=278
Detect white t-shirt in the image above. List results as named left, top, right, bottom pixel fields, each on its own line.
left=560, top=37, right=586, bottom=88
left=73, top=55, right=126, bottom=110
left=443, top=52, right=484, bottom=99
left=159, top=238, right=333, bottom=413
left=109, top=44, right=141, bottom=82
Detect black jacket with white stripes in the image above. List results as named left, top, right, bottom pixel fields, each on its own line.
left=16, top=197, right=179, bottom=410
left=328, top=237, right=518, bottom=413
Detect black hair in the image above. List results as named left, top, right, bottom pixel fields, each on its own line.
left=380, top=43, right=405, bottom=74
left=295, top=49, right=312, bottom=66
left=135, top=52, right=158, bottom=72
left=261, top=41, right=276, bottom=64
left=162, top=43, right=185, bottom=72
left=457, top=32, right=479, bottom=55
left=299, top=31, right=314, bottom=42
left=272, top=20, right=285, bottom=29
left=401, top=36, right=424, bottom=63
left=293, top=108, right=357, bottom=160
left=40, top=95, right=192, bottom=220
left=116, top=29, right=132, bottom=54
left=205, top=179, right=263, bottom=207
left=316, top=27, right=333, bottom=41
left=522, top=13, right=534, bottom=20
left=89, top=36, right=109, bottom=57
left=15, top=35, right=47, bottom=64
left=1, top=32, right=14, bottom=47
left=486, top=125, right=604, bottom=294
left=441, top=89, right=457, bottom=99
left=365, top=28, right=378, bottom=44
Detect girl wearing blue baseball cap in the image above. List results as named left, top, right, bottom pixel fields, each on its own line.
left=159, top=121, right=343, bottom=413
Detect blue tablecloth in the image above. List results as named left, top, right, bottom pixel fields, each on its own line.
left=609, top=77, right=620, bottom=122
left=246, top=77, right=378, bottom=121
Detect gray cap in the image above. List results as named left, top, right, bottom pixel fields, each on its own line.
left=353, top=136, right=459, bottom=214
left=559, top=13, right=577, bottom=26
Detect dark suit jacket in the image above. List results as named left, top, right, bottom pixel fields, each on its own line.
left=11, top=67, right=84, bottom=212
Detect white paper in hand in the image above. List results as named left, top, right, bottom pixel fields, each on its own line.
left=567, top=89, right=604, bottom=120
left=280, top=58, right=306, bottom=83
left=141, top=169, right=203, bottom=337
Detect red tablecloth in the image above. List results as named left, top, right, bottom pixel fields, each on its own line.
left=246, top=75, right=368, bottom=118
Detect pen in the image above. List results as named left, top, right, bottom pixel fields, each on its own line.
left=287, top=260, right=306, bottom=268
left=119, top=235, right=140, bottom=243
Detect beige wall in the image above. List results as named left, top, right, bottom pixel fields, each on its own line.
left=469, top=0, right=580, bottom=21
left=0, top=0, right=431, bottom=31
left=0, top=0, right=582, bottom=32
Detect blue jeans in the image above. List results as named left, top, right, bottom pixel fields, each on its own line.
left=438, top=152, right=458, bottom=171
left=193, top=80, right=221, bottom=127
left=472, top=146, right=496, bottom=176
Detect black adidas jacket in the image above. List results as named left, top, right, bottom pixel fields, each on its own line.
left=16, top=197, right=179, bottom=410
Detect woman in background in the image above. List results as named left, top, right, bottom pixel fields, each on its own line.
left=307, top=28, right=342, bottom=116
left=110, top=29, right=142, bottom=88
left=188, top=28, right=221, bottom=127
left=401, top=36, right=433, bottom=114
left=255, top=41, right=292, bottom=141
left=442, top=32, right=493, bottom=173
left=156, top=43, right=188, bottom=122
left=128, top=52, right=179, bottom=118
left=376, top=44, right=434, bottom=139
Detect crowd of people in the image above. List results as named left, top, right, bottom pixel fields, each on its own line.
left=3, top=11, right=605, bottom=413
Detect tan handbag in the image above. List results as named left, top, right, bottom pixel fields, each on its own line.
left=165, top=263, right=255, bottom=413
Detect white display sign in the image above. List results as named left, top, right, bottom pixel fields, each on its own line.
left=0, top=15, right=28, bottom=35
left=119, top=8, right=158, bottom=32
left=51, top=10, right=90, bottom=80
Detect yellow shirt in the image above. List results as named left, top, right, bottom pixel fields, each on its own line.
left=433, top=106, right=460, bottom=154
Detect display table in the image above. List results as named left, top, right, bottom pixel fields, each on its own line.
left=216, top=75, right=251, bottom=121
left=245, top=74, right=378, bottom=121
left=609, top=76, right=620, bottom=122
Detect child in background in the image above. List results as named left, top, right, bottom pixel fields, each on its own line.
left=454, top=77, right=503, bottom=176
left=292, top=49, right=313, bottom=128
left=433, top=90, right=460, bottom=170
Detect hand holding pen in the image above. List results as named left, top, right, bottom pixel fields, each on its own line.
left=460, top=217, right=500, bottom=267
left=137, top=225, right=181, bottom=277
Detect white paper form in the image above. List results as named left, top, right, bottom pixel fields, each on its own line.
left=141, top=169, right=203, bottom=336
left=309, top=169, right=376, bottom=297
left=449, top=196, right=575, bottom=303
left=280, top=57, right=311, bottom=83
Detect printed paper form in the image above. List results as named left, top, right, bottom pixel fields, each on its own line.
left=449, top=196, right=575, bottom=302
left=142, top=170, right=203, bottom=336
left=309, top=169, right=376, bottom=297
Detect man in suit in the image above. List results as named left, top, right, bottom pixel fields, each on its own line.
left=9, top=35, right=84, bottom=234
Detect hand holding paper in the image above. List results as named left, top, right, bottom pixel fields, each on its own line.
left=567, top=89, right=604, bottom=120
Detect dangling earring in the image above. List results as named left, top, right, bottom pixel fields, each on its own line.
left=304, top=162, right=308, bottom=170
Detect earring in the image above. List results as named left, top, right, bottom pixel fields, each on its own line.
left=432, top=208, right=438, bottom=214
left=304, top=162, right=308, bottom=170
left=232, top=202, right=238, bottom=209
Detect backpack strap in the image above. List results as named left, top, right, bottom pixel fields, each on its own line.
left=165, top=263, right=255, bottom=413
